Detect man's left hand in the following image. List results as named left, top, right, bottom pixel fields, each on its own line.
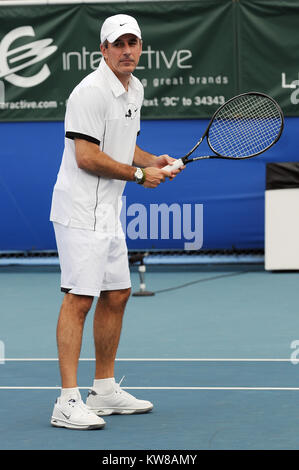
left=154, top=155, right=185, bottom=179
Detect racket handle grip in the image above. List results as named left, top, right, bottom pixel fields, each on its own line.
left=162, top=158, right=184, bottom=173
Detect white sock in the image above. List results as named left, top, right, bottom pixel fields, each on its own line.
left=60, top=387, right=81, bottom=403
left=93, top=378, right=115, bottom=395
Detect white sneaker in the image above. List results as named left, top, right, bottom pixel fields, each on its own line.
left=51, top=397, right=106, bottom=430
left=86, top=378, right=154, bottom=416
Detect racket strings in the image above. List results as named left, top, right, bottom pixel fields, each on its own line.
left=208, top=95, right=282, bottom=158
left=215, top=97, right=280, bottom=154
left=214, top=98, right=280, bottom=155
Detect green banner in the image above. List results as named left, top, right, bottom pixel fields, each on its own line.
left=0, top=0, right=298, bottom=121
left=238, top=0, right=299, bottom=112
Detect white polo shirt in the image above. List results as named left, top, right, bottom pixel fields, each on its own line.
left=50, top=58, right=143, bottom=234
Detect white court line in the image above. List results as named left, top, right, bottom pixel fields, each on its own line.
left=2, top=358, right=295, bottom=362
left=2, top=359, right=296, bottom=390
left=1, top=386, right=299, bottom=391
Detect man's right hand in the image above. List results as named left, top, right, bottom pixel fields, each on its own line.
left=142, top=167, right=169, bottom=188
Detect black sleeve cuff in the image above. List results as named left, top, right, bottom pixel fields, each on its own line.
left=65, top=131, right=100, bottom=146
left=61, top=287, right=71, bottom=293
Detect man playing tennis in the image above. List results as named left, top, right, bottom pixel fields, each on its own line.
left=50, top=14, right=180, bottom=430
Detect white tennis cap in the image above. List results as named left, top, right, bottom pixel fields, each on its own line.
left=100, top=14, right=142, bottom=44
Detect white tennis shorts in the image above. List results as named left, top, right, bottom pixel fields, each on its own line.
left=53, top=222, right=131, bottom=297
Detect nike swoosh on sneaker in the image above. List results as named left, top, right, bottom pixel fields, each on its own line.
left=61, top=411, right=71, bottom=420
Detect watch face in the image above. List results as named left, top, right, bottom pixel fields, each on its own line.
left=135, top=168, right=143, bottom=181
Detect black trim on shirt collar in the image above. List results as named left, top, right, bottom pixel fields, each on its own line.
left=66, top=131, right=100, bottom=146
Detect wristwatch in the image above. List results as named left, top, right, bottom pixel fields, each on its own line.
left=134, top=167, right=146, bottom=184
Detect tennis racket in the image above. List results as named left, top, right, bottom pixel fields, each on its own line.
left=162, top=92, right=284, bottom=173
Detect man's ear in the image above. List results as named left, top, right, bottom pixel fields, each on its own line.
left=100, top=43, right=107, bottom=60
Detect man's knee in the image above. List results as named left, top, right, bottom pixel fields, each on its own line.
left=100, top=288, right=131, bottom=310
left=62, top=293, right=94, bottom=319
left=119, top=287, right=131, bottom=306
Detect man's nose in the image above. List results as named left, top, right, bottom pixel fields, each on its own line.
left=123, top=43, right=132, bottom=54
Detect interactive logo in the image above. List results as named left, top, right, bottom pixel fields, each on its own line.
left=0, top=26, right=57, bottom=101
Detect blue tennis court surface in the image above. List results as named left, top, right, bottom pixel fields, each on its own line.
left=1, top=263, right=299, bottom=450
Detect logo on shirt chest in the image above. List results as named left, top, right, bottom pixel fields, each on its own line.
left=125, top=103, right=138, bottom=120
